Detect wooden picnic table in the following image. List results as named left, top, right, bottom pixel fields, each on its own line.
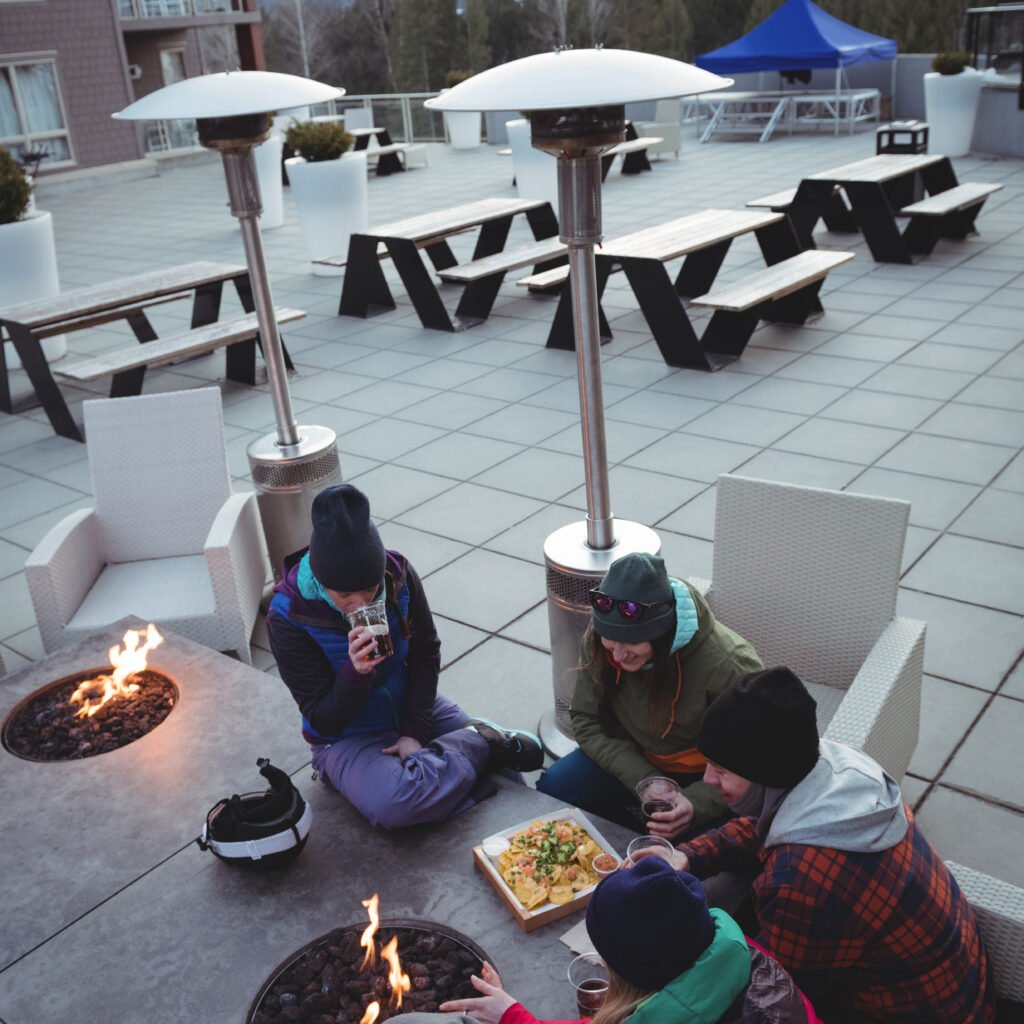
left=789, top=153, right=979, bottom=262
left=348, top=126, right=405, bottom=176
left=536, top=208, right=851, bottom=371
left=337, top=196, right=560, bottom=332
left=0, top=260, right=287, bottom=441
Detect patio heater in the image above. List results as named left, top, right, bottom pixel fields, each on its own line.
left=427, top=50, right=731, bottom=757
left=112, top=72, right=344, bottom=580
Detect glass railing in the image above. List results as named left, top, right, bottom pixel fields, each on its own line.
left=119, top=0, right=242, bottom=18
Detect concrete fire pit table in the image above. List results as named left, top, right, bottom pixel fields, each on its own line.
left=0, top=619, right=636, bottom=1022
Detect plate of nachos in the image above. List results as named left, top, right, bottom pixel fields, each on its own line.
left=473, top=807, right=620, bottom=931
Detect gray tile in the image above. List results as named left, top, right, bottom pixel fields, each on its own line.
left=392, top=432, right=524, bottom=480
left=851, top=313, right=941, bottom=341
left=563, top=465, right=708, bottom=526
left=917, top=403, right=1024, bottom=447
left=897, top=589, right=1023, bottom=691
left=341, top=463, right=457, bottom=520
left=903, top=534, right=1024, bottom=615
left=896, top=343, right=1002, bottom=374
left=729, top=449, right=863, bottom=490
left=0, top=535, right=30, bottom=581
left=0, top=476, right=86, bottom=530
left=396, top=390, right=507, bottom=430
left=498, top=603, right=551, bottom=652
left=993, top=450, right=1024, bottom=493
left=877, top=434, right=1015, bottom=485
left=927, top=321, right=1022, bottom=352
left=943, top=695, right=1024, bottom=810
left=372, top=523, right=471, bottom=578
left=1002, top=659, right=1024, bottom=700
left=902, top=525, right=939, bottom=572
left=648, top=368, right=761, bottom=402
left=990, top=348, right=1024, bottom=379
left=683, top=402, right=805, bottom=446
left=949, top=489, right=1024, bottom=547
left=394, top=482, right=545, bottom=546
left=426, top=549, right=545, bottom=633
left=772, top=417, right=904, bottom=464
left=811, top=332, right=918, bottom=362
left=465, top=404, right=578, bottom=445
left=473, top=448, right=584, bottom=502
left=821, top=390, right=942, bottom=430
left=846, top=469, right=980, bottom=531
left=956, top=375, right=1024, bottom=411
left=605, top=390, right=716, bottom=430
left=732, top=376, right=845, bottom=415
left=483, top=503, right=587, bottom=565
left=342, top=380, right=443, bottom=416
left=625, top=434, right=761, bottom=483
left=454, top=367, right=563, bottom=402
left=860, top=364, right=974, bottom=400
left=433, top=614, right=490, bottom=666
left=908, top=676, right=989, bottom=781
left=340, top=417, right=448, bottom=461
left=775, top=352, right=879, bottom=387
left=537, top=419, right=669, bottom=463
left=656, top=486, right=717, bottom=540
left=915, top=785, right=1024, bottom=887
left=0, top=498, right=92, bottom=552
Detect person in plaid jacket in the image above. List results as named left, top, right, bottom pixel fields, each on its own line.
left=661, top=666, right=995, bottom=1024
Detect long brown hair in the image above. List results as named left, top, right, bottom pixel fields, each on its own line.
left=383, top=570, right=412, bottom=639
left=591, top=967, right=653, bottom=1024
left=578, top=623, right=681, bottom=737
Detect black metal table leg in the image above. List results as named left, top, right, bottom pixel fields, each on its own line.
left=339, top=235, right=395, bottom=317
left=674, top=239, right=732, bottom=298
left=6, top=322, right=82, bottom=441
left=423, top=240, right=459, bottom=272
left=525, top=202, right=559, bottom=240
left=0, top=326, right=10, bottom=414
left=844, top=181, right=912, bottom=263
left=700, top=309, right=761, bottom=368
left=231, top=272, right=294, bottom=371
left=621, top=148, right=652, bottom=175
left=374, top=129, right=404, bottom=176
left=473, top=216, right=513, bottom=260
left=386, top=237, right=455, bottom=331
left=545, top=261, right=613, bottom=350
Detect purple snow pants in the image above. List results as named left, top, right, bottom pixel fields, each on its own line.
left=309, top=695, right=498, bottom=829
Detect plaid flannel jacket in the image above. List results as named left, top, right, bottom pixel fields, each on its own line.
left=682, top=809, right=995, bottom=1024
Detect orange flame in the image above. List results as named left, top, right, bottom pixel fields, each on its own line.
left=382, top=936, right=410, bottom=1008
left=70, top=624, right=164, bottom=718
left=359, top=1003, right=380, bottom=1024
left=360, top=893, right=380, bottom=968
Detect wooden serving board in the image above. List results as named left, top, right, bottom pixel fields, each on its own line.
left=471, top=808, right=620, bottom=933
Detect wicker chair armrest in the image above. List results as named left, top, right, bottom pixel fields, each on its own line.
left=946, top=861, right=1024, bottom=1002
left=24, top=509, right=104, bottom=652
left=204, top=492, right=269, bottom=661
left=823, top=616, right=925, bottom=781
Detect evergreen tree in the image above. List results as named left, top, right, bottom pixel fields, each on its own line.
left=465, top=0, right=492, bottom=72
left=484, top=0, right=536, bottom=64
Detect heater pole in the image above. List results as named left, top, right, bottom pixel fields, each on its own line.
left=220, top=147, right=301, bottom=448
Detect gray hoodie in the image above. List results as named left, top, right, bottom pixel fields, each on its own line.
left=764, top=739, right=909, bottom=853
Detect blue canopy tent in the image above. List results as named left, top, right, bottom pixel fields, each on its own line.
left=695, top=0, right=897, bottom=135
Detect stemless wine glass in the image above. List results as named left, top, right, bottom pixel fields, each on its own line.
left=635, top=776, right=683, bottom=818
left=625, top=834, right=676, bottom=865
left=567, top=953, right=609, bottom=1019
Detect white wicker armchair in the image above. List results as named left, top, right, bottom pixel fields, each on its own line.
left=946, top=861, right=1024, bottom=1003
left=25, top=388, right=269, bottom=664
left=690, top=474, right=926, bottom=781
left=635, top=98, right=683, bottom=159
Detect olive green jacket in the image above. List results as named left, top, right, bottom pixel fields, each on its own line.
left=569, top=581, right=762, bottom=824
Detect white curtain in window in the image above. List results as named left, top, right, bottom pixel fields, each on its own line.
left=16, top=64, right=63, bottom=133
left=0, top=69, right=21, bottom=138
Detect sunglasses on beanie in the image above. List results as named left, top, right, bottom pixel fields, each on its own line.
left=589, top=589, right=653, bottom=619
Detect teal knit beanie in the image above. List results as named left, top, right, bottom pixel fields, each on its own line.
left=592, top=553, right=675, bottom=644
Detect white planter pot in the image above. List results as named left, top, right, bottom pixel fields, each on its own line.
left=1, top=210, right=66, bottom=367
left=254, top=133, right=285, bottom=230
left=285, top=151, right=369, bottom=277
left=924, top=69, right=983, bottom=158
left=506, top=118, right=559, bottom=219
left=445, top=109, right=482, bottom=150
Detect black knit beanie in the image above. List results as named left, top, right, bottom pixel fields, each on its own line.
left=591, top=553, right=675, bottom=644
left=307, top=484, right=385, bottom=592
left=699, top=666, right=820, bottom=789
left=586, top=858, right=715, bottom=990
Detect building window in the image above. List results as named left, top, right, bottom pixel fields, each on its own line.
left=0, top=56, right=73, bottom=166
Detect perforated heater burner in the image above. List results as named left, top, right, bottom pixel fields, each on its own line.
left=1, top=667, right=178, bottom=762
left=248, top=920, right=491, bottom=1024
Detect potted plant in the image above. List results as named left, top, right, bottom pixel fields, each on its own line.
left=0, top=147, right=65, bottom=366
left=924, top=51, right=983, bottom=158
left=284, top=120, right=368, bottom=277
left=441, top=70, right=483, bottom=150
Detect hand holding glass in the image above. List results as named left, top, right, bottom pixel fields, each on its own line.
left=348, top=598, right=393, bottom=659
left=635, top=776, right=694, bottom=839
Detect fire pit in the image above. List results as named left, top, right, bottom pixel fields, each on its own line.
left=248, top=895, right=491, bottom=1024
left=2, top=624, right=177, bottom=762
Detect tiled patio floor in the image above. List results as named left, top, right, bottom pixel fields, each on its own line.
left=2, top=126, right=1022, bottom=905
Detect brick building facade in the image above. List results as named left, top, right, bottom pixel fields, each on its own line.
left=0, top=0, right=264, bottom=176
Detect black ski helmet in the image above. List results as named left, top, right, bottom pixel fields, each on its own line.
left=197, top=758, right=311, bottom=870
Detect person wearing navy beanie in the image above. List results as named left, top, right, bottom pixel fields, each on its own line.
left=267, top=484, right=544, bottom=830
left=433, top=856, right=816, bottom=1024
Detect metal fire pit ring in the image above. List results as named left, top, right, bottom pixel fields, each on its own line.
left=246, top=917, right=495, bottom=1024
left=1, top=665, right=179, bottom=763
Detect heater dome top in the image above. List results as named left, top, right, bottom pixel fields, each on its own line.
left=113, top=70, right=343, bottom=122
left=424, top=48, right=731, bottom=112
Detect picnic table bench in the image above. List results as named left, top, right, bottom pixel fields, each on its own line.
left=518, top=208, right=853, bottom=371
left=0, top=261, right=295, bottom=442
left=601, top=136, right=662, bottom=180
left=788, top=153, right=1001, bottom=262
left=336, top=196, right=560, bottom=332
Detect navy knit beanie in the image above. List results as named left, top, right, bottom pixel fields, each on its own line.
left=699, top=666, right=820, bottom=789
left=307, top=484, right=385, bottom=593
left=591, top=553, right=675, bottom=644
left=585, top=858, right=715, bottom=990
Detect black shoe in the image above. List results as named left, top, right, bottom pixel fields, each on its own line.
left=468, top=718, right=544, bottom=772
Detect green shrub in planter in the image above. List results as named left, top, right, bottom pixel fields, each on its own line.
left=444, top=69, right=475, bottom=88
left=0, top=147, right=33, bottom=225
left=284, top=121, right=354, bottom=163
left=931, top=51, right=972, bottom=75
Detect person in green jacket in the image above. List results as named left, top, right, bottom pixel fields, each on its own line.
left=433, top=857, right=819, bottom=1024
left=536, top=553, right=762, bottom=839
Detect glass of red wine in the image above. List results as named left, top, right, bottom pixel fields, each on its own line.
left=635, top=776, right=683, bottom=819
left=568, top=953, right=609, bottom=1018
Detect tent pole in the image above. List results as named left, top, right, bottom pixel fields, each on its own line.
left=835, top=66, right=841, bottom=135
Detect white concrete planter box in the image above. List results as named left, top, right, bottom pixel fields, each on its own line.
left=1, top=210, right=66, bottom=367
left=285, top=151, right=368, bottom=277
left=254, top=133, right=285, bottom=230
left=506, top=118, right=559, bottom=219
left=445, top=109, right=482, bottom=150
left=924, top=69, right=983, bottom=158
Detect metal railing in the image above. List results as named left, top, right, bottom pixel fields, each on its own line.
left=118, top=0, right=243, bottom=18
